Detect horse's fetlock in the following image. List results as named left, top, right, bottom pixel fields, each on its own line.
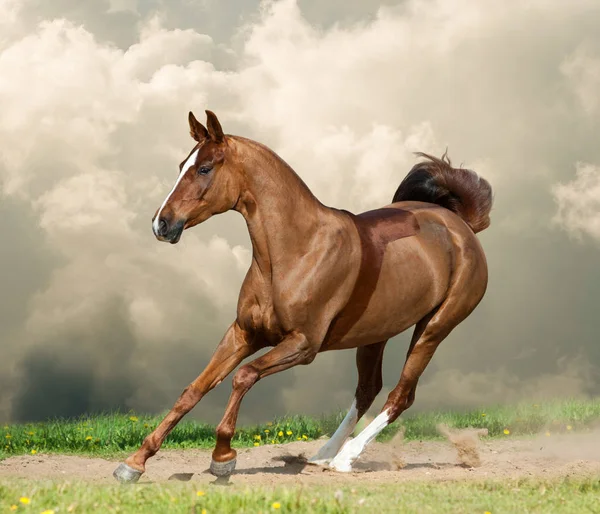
left=216, top=423, right=235, bottom=441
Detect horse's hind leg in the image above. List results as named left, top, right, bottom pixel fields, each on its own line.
left=308, top=341, right=387, bottom=465
left=329, top=287, right=483, bottom=472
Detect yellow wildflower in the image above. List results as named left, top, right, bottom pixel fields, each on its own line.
left=302, top=434, right=308, bottom=440
left=28, top=431, right=34, bottom=436
left=9, top=506, right=17, bottom=511
left=31, top=449, right=37, bottom=455
left=85, top=436, right=93, bottom=441
left=41, top=510, right=55, bottom=514
left=545, top=431, right=551, bottom=437
left=201, top=510, right=207, bottom=514
left=567, top=425, right=572, bottom=431
left=254, top=434, right=261, bottom=440
left=5, top=434, right=11, bottom=439
left=19, top=497, right=30, bottom=505
left=129, top=416, right=138, bottom=422
left=286, top=430, right=292, bottom=436
left=503, top=429, right=510, bottom=435
left=272, top=502, right=281, bottom=509
left=481, top=413, right=486, bottom=417
left=278, top=431, right=283, bottom=437
left=254, top=442, right=260, bottom=447
left=264, top=429, right=270, bottom=434
left=267, top=422, right=273, bottom=426
left=297, top=437, right=301, bottom=440
left=196, top=490, right=205, bottom=497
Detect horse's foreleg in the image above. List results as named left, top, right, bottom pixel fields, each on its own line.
left=113, top=322, right=257, bottom=483
left=210, top=331, right=317, bottom=477
left=308, top=341, right=387, bottom=465
left=328, top=310, right=447, bottom=472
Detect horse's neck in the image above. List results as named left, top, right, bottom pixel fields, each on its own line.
left=232, top=138, right=329, bottom=276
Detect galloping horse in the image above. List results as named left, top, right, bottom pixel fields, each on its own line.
left=113, top=110, right=492, bottom=483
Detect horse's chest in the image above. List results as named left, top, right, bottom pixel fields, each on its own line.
left=239, top=293, right=284, bottom=345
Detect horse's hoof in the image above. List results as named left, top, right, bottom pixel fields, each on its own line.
left=209, top=458, right=237, bottom=477
left=113, top=463, right=143, bottom=484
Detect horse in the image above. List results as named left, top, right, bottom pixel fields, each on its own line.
left=113, top=110, right=492, bottom=483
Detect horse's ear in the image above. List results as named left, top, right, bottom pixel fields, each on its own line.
left=205, top=110, right=224, bottom=142
left=188, top=111, right=208, bottom=142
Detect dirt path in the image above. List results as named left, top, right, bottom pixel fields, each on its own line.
left=2, top=431, right=600, bottom=486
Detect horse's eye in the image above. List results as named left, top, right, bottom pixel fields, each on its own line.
left=198, top=166, right=213, bottom=175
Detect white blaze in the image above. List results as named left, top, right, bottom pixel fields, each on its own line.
left=309, top=399, right=359, bottom=464
left=152, top=148, right=199, bottom=234
left=328, top=409, right=390, bottom=472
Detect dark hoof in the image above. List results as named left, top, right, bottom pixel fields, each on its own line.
left=209, top=458, right=237, bottom=477
left=113, top=463, right=143, bottom=484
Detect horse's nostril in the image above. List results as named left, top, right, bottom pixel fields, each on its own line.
left=158, top=218, right=168, bottom=237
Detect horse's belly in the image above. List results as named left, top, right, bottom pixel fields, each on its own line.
left=326, top=235, right=451, bottom=350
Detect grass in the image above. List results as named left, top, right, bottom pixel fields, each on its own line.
left=2, top=398, right=600, bottom=513
left=1, top=477, right=600, bottom=513
left=1, top=397, right=599, bottom=460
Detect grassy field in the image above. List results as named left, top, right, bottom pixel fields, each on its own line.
left=2, top=397, right=599, bottom=459
left=2, top=398, right=600, bottom=513
left=1, top=477, right=599, bottom=513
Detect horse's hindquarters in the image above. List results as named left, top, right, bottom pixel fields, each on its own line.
left=325, top=221, right=454, bottom=350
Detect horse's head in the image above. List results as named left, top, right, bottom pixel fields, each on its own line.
left=152, top=110, right=240, bottom=244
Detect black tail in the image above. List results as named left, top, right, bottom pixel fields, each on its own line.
left=392, top=151, right=493, bottom=233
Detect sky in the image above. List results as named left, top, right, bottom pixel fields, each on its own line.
left=1, top=0, right=600, bottom=425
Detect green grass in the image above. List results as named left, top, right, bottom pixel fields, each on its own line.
left=2, top=397, right=599, bottom=460
left=1, top=477, right=600, bottom=513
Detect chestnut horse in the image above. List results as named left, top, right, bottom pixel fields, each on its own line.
left=113, top=110, right=492, bottom=483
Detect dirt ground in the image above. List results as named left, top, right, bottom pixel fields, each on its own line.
left=2, top=430, right=600, bottom=486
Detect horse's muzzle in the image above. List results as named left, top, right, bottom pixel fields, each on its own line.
left=153, top=216, right=184, bottom=244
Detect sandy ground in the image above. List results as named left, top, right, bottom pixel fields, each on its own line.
left=1, top=430, right=600, bottom=486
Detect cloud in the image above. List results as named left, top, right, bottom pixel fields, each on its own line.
left=561, top=43, right=600, bottom=116
left=2, top=0, right=600, bottom=425
left=416, top=355, right=598, bottom=411
left=552, top=163, right=600, bottom=241
left=107, top=0, right=139, bottom=15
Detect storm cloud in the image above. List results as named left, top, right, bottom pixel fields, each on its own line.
left=1, top=0, right=600, bottom=425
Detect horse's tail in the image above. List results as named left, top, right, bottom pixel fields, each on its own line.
left=392, top=151, right=493, bottom=234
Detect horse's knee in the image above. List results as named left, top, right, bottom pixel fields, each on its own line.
left=232, top=365, right=259, bottom=391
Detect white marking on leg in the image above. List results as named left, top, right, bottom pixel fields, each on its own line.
left=328, top=409, right=390, bottom=472
left=308, top=400, right=359, bottom=465
left=153, top=148, right=199, bottom=234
